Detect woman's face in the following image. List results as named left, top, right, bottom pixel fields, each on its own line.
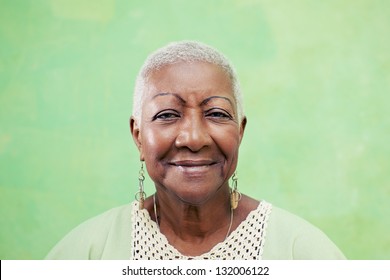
left=131, top=61, right=246, bottom=205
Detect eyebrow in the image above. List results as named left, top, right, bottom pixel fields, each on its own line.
left=152, top=93, right=234, bottom=108
left=200, top=96, right=234, bottom=107
left=152, top=92, right=186, bottom=104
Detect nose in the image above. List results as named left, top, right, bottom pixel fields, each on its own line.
left=175, top=113, right=212, bottom=152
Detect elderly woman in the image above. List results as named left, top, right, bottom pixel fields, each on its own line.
left=46, top=41, right=345, bottom=260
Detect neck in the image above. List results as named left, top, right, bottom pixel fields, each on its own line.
left=153, top=186, right=232, bottom=243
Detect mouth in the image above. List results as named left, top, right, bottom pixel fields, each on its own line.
left=167, top=160, right=222, bottom=178
left=169, top=160, right=217, bottom=167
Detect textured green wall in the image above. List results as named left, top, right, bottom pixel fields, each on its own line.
left=1, top=0, right=389, bottom=259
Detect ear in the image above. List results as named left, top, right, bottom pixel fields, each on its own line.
left=238, top=116, right=247, bottom=144
left=130, top=116, right=144, bottom=161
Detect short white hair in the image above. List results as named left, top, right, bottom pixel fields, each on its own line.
left=132, top=41, right=244, bottom=122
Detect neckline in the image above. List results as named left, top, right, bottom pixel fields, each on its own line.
left=133, top=200, right=267, bottom=259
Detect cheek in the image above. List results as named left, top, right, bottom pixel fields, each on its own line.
left=212, top=128, right=241, bottom=180
left=141, top=127, right=174, bottom=159
left=213, top=127, right=241, bottom=156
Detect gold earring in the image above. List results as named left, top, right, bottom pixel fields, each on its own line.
left=230, top=172, right=241, bottom=210
left=135, top=161, right=146, bottom=210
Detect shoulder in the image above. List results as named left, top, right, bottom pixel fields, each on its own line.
left=45, top=203, right=133, bottom=260
left=262, top=204, right=345, bottom=260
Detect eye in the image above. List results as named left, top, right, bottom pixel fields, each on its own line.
left=205, top=109, right=233, bottom=120
left=152, top=110, right=180, bottom=121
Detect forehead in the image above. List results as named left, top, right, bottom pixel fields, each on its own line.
left=145, top=61, right=234, bottom=99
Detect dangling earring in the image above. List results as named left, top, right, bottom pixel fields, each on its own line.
left=135, top=161, right=146, bottom=210
left=230, top=172, right=241, bottom=210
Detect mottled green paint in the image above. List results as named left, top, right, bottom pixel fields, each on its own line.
left=1, top=0, right=389, bottom=259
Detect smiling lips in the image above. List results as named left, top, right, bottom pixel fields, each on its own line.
left=169, top=160, right=218, bottom=172
left=170, top=160, right=216, bottom=167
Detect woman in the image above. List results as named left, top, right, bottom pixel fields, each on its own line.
left=46, top=41, right=345, bottom=260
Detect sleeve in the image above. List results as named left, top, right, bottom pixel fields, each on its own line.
left=45, top=205, right=132, bottom=260
left=262, top=206, right=346, bottom=260
left=291, top=223, right=346, bottom=260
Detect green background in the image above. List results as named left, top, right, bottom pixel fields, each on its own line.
left=1, top=0, right=389, bottom=259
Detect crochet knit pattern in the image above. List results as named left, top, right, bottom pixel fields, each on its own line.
left=131, top=201, right=272, bottom=260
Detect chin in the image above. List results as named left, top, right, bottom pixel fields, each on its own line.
left=177, top=195, right=210, bottom=206
left=169, top=185, right=223, bottom=206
